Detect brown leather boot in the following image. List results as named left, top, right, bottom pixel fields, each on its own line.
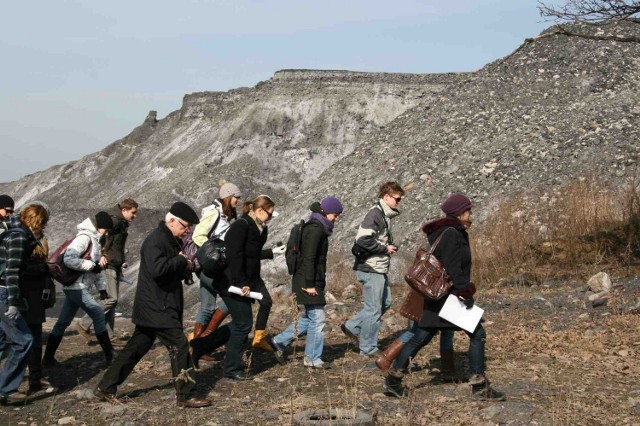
left=199, top=309, right=228, bottom=339
left=440, top=350, right=455, bottom=381
left=375, top=339, right=404, bottom=374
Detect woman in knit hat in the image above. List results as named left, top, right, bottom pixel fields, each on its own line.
left=383, top=193, right=505, bottom=401
left=187, top=182, right=242, bottom=358
left=43, top=212, right=115, bottom=368
left=269, top=196, right=343, bottom=369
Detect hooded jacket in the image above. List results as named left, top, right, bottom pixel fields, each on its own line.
left=62, top=218, right=107, bottom=292
left=131, top=221, right=189, bottom=328
left=353, top=200, right=399, bottom=274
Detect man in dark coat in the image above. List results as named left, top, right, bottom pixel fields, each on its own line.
left=95, top=202, right=212, bottom=408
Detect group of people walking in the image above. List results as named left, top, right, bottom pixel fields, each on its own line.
left=0, top=180, right=504, bottom=407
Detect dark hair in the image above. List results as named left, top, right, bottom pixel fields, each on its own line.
left=378, top=181, right=405, bottom=199
left=118, top=198, right=139, bottom=210
left=242, top=195, right=275, bottom=215
left=20, top=204, right=49, bottom=238
left=219, top=196, right=238, bottom=221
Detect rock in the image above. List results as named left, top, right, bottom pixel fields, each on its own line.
left=480, top=405, right=504, bottom=419
left=618, top=349, right=629, bottom=357
left=342, top=284, right=359, bottom=300
left=73, top=388, right=95, bottom=400
left=57, top=417, right=76, bottom=425
left=101, top=405, right=127, bottom=417
left=587, top=272, right=612, bottom=292
left=325, top=291, right=337, bottom=303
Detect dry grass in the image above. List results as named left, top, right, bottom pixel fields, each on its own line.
left=472, top=174, right=640, bottom=286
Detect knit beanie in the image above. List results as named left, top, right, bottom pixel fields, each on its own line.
left=441, top=193, right=473, bottom=216
left=0, top=195, right=14, bottom=209
left=169, top=202, right=200, bottom=225
left=94, top=211, right=114, bottom=230
left=219, top=182, right=242, bottom=199
left=320, top=196, right=344, bottom=215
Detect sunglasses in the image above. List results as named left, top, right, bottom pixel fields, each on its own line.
left=263, top=209, right=275, bottom=219
left=176, top=219, right=190, bottom=228
left=389, top=195, right=403, bottom=203
left=3, top=209, right=14, bottom=214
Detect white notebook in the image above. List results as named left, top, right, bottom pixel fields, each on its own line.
left=438, top=294, right=484, bottom=333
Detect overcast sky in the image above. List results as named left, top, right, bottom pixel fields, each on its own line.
left=0, top=0, right=560, bottom=182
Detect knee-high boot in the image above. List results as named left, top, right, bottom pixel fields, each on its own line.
left=375, top=339, right=405, bottom=374
left=42, top=334, right=63, bottom=368
left=199, top=309, right=228, bottom=338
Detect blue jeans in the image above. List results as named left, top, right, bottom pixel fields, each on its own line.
left=273, top=305, right=326, bottom=364
left=345, top=271, right=391, bottom=354
left=398, top=324, right=454, bottom=353
left=0, top=287, right=33, bottom=396
left=52, top=289, right=106, bottom=337
left=393, top=325, right=486, bottom=375
left=195, top=273, right=228, bottom=324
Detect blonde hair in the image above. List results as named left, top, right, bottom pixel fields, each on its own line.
left=242, top=195, right=275, bottom=215
left=20, top=204, right=49, bottom=238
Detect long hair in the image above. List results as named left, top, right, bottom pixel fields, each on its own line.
left=20, top=204, right=49, bottom=238
left=219, top=196, right=238, bottom=221
left=32, top=236, right=49, bottom=260
left=242, top=195, right=275, bottom=215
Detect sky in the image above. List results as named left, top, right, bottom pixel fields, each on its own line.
left=0, top=0, right=561, bottom=182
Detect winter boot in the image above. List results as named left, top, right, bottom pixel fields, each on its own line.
left=383, top=373, right=407, bottom=398
left=42, top=334, right=63, bottom=368
left=440, top=350, right=456, bottom=381
left=251, top=329, right=274, bottom=352
left=96, top=331, right=115, bottom=366
left=470, top=374, right=506, bottom=401
left=187, top=323, right=205, bottom=343
left=375, top=339, right=404, bottom=374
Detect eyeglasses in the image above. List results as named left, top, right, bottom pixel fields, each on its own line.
left=3, top=209, right=14, bottom=214
left=263, top=209, right=274, bottom=219
left=176, top=219, right=190, bottom=229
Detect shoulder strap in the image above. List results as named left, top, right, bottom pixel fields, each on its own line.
left=428, top=227, right=451, bottom=255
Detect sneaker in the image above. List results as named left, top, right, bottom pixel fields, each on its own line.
left=340, top=323, right=358, bottom=344
left=362, top=349, right=381, bottom=358
left=75, top=320, right=91, bottom=342
left=383, top=376, right=407, bottom=398
left=267, top=336, right=286, bottom=365
left=472, top=384, right=506, bottom=401
left=0, top=392, right=29, bottom=406
left=28, top=379, right=55, bottom=394
left=94, top=387, right=127, bottom=404
left=303, top=359, right=332, bottom=370
left=110, top=338, right=127, bottom=347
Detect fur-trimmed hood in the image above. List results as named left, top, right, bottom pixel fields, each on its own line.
left=421, top=216, right=465, bottom=235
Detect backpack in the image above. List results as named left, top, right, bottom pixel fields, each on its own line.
left=182, top=210, right=221, bottom=273
left=285, top=220, right=307, bottom=275
left=47, top=237, right=93, bottom=286
left=0, top=227, right=28, bottom=279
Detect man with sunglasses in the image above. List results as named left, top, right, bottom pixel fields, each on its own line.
left=95, top=202, right=212, bottom=408
left=0, top=195, right=16, bottom=361
left=342, top=181, right=405, bottom=356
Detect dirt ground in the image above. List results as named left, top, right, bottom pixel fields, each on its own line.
left=1, top=276, right=639, bottom=426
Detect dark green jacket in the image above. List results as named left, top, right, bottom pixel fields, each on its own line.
left=293, top=219, right=329, bottom=306
left=102, top=206, right=129, bottom=270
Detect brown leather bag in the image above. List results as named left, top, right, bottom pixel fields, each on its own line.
left=404, top=228, right=453, bottom=300
left=399, top=288, right=424, bottom=322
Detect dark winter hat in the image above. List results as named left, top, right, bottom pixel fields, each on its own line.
left=320, top=196, right=344, bottom=215
left=0, top=195, right=14, bottom=209
left=94, top=211, right=114, bottom=230
left=169, top=202, right=200, bottom=225
left=219, top=182, right=242, bottom=199
left=441, top=193, right=473, bottom=216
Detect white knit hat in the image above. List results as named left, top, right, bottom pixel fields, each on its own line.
left=219, top=182, right=242, bottom=199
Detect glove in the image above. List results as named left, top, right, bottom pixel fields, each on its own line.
left=460, top=297, right=475, bottom=310
left=99, top=290, right=109, bottom=300
left=91, top=263, right=103, bottom=274
left=453, top=283, right=477, bottom=299
left=5, top=306, right=19, bottom=320
left=272, top=245, right=286, bottom=256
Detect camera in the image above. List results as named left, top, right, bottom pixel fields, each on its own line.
left=41, top=288, right=51, bottom=302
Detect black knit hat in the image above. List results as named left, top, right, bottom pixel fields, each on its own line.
left=94, top=211, right=114, bottom=230
left=0, top=195, right=14, bottom=209
left=169, top=202, right=200, bottom=225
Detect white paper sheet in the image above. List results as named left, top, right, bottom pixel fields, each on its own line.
left=228, top=285, right=264, bottom=300
left=438, top=294, right=484, bottom=333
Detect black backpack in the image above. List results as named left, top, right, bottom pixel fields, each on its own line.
left=285, top=220, right=307, bottom=275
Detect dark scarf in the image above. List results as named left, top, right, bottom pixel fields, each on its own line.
left=310, top=212, right=334, bottom=236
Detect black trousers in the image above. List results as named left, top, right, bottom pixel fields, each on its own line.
left=27, top=323, right=43, bottom=386
left=98, top=326, right=196, bottom=400
left=221, top=295, right=253, bottom=375
left=253, top=280, right=272, bottom=331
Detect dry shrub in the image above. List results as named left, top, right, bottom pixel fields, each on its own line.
left=473, top=174, right=640, bottom=286
left=326, top=249, right=357, bottom=295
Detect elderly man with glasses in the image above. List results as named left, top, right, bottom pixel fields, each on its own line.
left=95, top=202, right=212, bottom=408
left=341, top=181, right=405, bottom=357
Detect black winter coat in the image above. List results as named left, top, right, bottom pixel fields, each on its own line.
left=418, top=216, right=473, bottom=329
left=293, top=219, right=329, bottom=305
left=220, top=214, right=273, bottom=302
left=102, top=207, right=129, bottom=270
left=131, top=222, right=189, bottom=329
left=19, top=253, right=50, bottom=324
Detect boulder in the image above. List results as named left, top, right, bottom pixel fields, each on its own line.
left=587, top=272, right=612, bottom=292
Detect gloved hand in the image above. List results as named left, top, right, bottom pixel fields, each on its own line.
left=5, top=306, right=19, bottom=320
left=272, top=245, right=286, bottom=256
left=99, top=290, right=109, bottom=300
left=91, top=263, right=103, bottom=274
left=460, top=297, right=475, bottom=310
left=453, top=283, right=477, bottom=299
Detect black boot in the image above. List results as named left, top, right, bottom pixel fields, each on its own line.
left=470, top=374, right=506, bottom=401
left=190, top=325, right=230, bottom=369
left=383, top=372, right=407, bottom=398
left=96, top=331, right=115, bottom=366
left=42, top=334, right=63, bottom=368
